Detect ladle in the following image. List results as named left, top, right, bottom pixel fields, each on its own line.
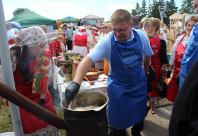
left=84, top=77, right=95, bottom=85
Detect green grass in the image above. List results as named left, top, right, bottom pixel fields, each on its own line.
left=0, top=99, right=66, bottom=135
left=0, top=99, right=13, bottom=133
left=56, top=110, right=66, bottom=135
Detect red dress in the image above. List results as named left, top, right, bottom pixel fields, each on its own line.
left=167, top=34, right=186, bottom=102
left=148, top=34, right=161, bottom=97
left=13, top=58, right=56, bottom=134
left=49, top=40, right=62, bottom=57
left=73, top=34, right=88, bottom=47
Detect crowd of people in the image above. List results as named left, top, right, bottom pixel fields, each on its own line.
left=1, top=0, right=198, bottom=135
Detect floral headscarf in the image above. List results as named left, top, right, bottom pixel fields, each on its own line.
left=13, top=26, right=50, bottom=94
left=14, top=26, right=47, bottom=47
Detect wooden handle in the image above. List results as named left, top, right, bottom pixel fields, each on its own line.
left=84, top=76, right=90, bottom=83
left=0, top=82, right=67, bottom=129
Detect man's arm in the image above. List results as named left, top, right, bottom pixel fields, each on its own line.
left=73, top=56, right=93, bottom=85
left=143, top=56, right=150, bottom=76
left=65, top=56, right=93, bottom=104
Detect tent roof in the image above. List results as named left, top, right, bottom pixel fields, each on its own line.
left=7, top=10, right=56, bottom=27
left=61, top=16, right=77, bottom=19
left=60, top=19, right=81, bottom=23
left=169, top=13, right=188, bottom=20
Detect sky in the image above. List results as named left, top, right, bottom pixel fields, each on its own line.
left=2, top=0, right=182, bottom=22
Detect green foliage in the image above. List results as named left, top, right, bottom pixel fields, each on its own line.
left=147, top=0, right=178, bottom=25
left=148, top=0, right=160, bottom=19
left=131, top=2, right=142, bottom=21
left=179, top=0, right=195, bottom=14
left=141, top=0, right=147, bottom=18
left=131, top=0, right=179, bottom=25
left=13, top=8, right=30, bottom=17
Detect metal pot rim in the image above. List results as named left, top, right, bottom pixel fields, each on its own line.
left=61, top=91, right=109, bottom=112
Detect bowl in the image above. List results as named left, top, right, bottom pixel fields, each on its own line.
left=85, top=69, right=100, bottom=81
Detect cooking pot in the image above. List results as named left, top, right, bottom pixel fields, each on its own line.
left=0, top=82, right=108, bottom=136
left=61, top=91, right=108, bottom=136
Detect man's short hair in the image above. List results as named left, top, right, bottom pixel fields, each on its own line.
left=131, top=16, right=139, bottom=27
left=63, top=24, right=67, bottom=27
left=110, top=9, right=132, bottom=25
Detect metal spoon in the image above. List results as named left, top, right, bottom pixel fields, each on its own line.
left=84, top=77, right=95, bottom=85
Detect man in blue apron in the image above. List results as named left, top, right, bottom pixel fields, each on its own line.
left=179, top=0, right=198, bottom=88
left=65, top=9, right=153, bottom=136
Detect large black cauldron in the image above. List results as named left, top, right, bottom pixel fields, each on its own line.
left=61, top=91, right=109, bottom=136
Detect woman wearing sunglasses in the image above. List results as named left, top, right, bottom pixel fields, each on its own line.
left=146, top=18, right=168, bottom=114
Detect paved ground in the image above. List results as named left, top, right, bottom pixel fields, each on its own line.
left=127, top=99, right=173, bottom=136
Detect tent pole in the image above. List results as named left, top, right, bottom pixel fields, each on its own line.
left=0, top=0, right=24, bottom=135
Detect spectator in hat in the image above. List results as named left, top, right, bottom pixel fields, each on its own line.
left=7, top=22, right=22, bottom=49
left=89, top=27, right=100, bottom=48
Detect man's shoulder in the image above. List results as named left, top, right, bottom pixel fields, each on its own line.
left=132, top=29, right=148, bottom=41
left=67, top=28, right=72, bottom=32
left=133, top=29, right=145, bottom=35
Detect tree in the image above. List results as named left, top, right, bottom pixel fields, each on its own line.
left=13, top=8, right=30, bottom=17
left=131, top=3, right=142, bottom=21
left=179, top=0, right=195, bottom=14
left=148, top=0, right=160, bottom=19
left=146, top=0, right=178, bottom=25
left=147, top=0, right=152, bottom=17
left=141, top=0, right=147, bottom=18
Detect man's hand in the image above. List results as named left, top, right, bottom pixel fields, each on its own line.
left=65, top=82, right=80, bottom=105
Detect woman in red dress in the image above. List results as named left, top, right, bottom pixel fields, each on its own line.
left=10, top=26, right=59, bottom=135
left=166, top=16, right=198, bottom=102
left=146, top=18, right=168, bottom=114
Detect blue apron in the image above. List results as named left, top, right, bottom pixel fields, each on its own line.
left=180, top=24, right=198, bottom=88
left=108, top=30, right=147, bottom=129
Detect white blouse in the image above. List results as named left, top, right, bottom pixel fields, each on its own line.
left=169, top=35, right=190, bottom=65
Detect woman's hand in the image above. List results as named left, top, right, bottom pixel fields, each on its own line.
left=160, top=64, right=166, bottom=73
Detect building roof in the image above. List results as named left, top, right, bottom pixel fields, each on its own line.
left=169, top=13, right=188, bottom=20
left=82, top=14, right=104, bottom=19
